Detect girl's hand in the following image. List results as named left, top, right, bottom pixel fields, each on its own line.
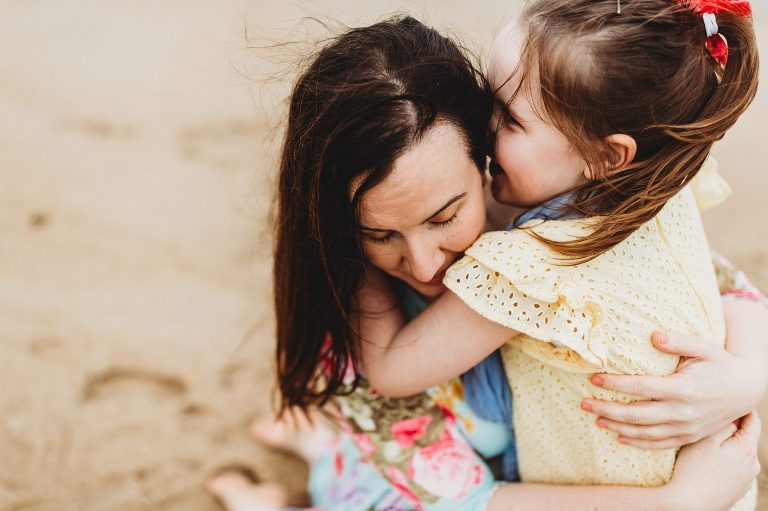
left=582, top=331, right=766, bottom=449
left=663, top=412, right=761, bottom=511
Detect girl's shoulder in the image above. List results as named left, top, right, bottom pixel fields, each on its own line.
left=456, top=157, right=729, bottom=283
left=444, top=158, right=730, bottom=373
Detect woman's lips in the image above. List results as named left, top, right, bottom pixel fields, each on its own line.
left=425, top=271, right=447, bottom=286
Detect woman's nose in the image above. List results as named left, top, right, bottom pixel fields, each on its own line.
left=404, top=237, right=444, bottom=283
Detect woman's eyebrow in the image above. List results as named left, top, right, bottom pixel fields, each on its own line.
left=420, top=193, right=467, bottom=224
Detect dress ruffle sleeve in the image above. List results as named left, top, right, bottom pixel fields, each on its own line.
left=689, top=157, right=731, bottom=211
left=444, top=223, right=608, bottom=373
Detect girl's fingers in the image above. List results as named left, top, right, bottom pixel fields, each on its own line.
left=590, top=373, right=672, bottom=399
left=595, top=417, right=675, bottom=441
left=581, top=398, right=670, bottom=425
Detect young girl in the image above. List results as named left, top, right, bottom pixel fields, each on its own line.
left=360, top=0, right=763, bottom=509
left=211, top=11, right=767, bottom=511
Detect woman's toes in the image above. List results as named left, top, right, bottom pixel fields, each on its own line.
left=249, top=416, right=287, bottom=447
left=208, top=470, right=287, bottom=511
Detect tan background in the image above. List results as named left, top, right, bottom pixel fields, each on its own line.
left=1, top=1, right=766, bottom=510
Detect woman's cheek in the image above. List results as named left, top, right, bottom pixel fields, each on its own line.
left=362, top=243, right=394, bottom=274
left=454, top=200, right=486, bottom=251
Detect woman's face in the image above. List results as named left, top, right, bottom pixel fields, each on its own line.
left=357, top=122, right=487, bottom=298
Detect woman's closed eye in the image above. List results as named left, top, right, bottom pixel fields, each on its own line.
left=363, top=213, right=457, bottom=245
left=430, top=213, right=457, bottom=227
left=365, top=231, right=395, bottom=244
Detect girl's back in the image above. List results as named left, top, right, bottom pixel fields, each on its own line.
left=448, top=161, right=723, bottom=483
left=447, top=161, right=757, bottom=509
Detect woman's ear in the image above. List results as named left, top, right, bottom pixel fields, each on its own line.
left=583, top=134, right=637, bottom=180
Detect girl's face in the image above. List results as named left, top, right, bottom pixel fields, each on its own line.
left=488, top=23, right=589, bottom=209
left=357, top=122, right=487, bottom=298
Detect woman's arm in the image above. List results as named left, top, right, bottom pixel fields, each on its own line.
left=582, top=254, right=768, bottom=449
left=358, top=274, right=517, bottom=397
left=487, top=412, right=761, bottom=511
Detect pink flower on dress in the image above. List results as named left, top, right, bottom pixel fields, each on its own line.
left=384, top=466, right=423, bottom=511
left=353, top=433, right=376, bottom=461
left=390, top=415, right=433, bottom=449
left=437, top=404, right=456, bottom=424
left=409, top=427, right=484, bottom=500
left=334, top=451, right=344, bottom=475
left=333, top=452, right=344, bottom=476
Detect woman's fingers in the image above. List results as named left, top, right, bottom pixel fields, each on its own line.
left=649, top=331, right=717, bottom=359
left=615, top=435, right=687, bottom=450
left=582, top=398, right=671, bottom=425
left=595, top=416, right=675, bottom=441
left=589, top=373, right=673, bottom=399
left=707, top=422, right=739, bottom=445
left=615, top=416, right=750, bottom=450
left=728, top=411, right=761, bottom=446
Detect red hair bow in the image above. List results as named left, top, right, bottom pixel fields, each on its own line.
left=677, top=0, right=752, bottom=66
left=683, top=0, right=752, bottom=15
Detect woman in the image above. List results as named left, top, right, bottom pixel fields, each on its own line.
left=211, top=16, right=765, bottom=511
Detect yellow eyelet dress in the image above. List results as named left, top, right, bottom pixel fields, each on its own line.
left=444, top=159, right=756, bottom=510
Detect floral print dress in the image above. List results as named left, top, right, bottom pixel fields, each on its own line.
left=300, top=284, right=509, bottom=511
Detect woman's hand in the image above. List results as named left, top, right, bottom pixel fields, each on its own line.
left=662, top=412, right=761, bottom=511
left=582, top=330, right=767, bottom=449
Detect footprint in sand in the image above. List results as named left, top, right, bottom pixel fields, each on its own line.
left=28, top=211, right=50, bottom=230
left=57, top=118, right=137, bottom=140
left=80, top=367, right=188, bottom=402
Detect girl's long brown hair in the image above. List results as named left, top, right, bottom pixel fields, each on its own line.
left=510, top=0, right=758, bottom=261
left=274, top=16, right=492, bottom=414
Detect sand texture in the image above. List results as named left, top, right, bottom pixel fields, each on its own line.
left=1, top=1, right=766, bottom=510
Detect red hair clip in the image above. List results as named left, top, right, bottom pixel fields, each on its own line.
left=676, top=0, right=752, bottom=66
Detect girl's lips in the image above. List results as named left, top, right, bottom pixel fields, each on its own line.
left=489, top=160, right=504, bottom=176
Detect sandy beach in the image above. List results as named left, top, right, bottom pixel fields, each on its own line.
left=1, top=1, right=766, bottom=510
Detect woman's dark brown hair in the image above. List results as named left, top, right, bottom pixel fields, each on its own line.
left=507, top=0, right=758, bottom=261
left=274, top=16, right=492, bottom=413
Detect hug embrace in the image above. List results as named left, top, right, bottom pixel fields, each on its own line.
left=210, top=1, right=768, bottom=510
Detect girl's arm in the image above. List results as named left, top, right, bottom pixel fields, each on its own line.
left=487, top=412, right=761, bottom=511
left=582, top=253, right=768, bottom=449
left=358, top=274, right=518, bottom=397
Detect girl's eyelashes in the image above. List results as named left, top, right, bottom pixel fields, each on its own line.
left=492, top=100, right=520, bottom=129
left=500, top=108, right=520, bottom=127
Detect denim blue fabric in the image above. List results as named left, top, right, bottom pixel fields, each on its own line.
left=462, top=192, right=580, bottom=481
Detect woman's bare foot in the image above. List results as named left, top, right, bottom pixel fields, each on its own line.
left=208, top=470, right=288, bottom=511
left=249, top=410, right=334, bottom=462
